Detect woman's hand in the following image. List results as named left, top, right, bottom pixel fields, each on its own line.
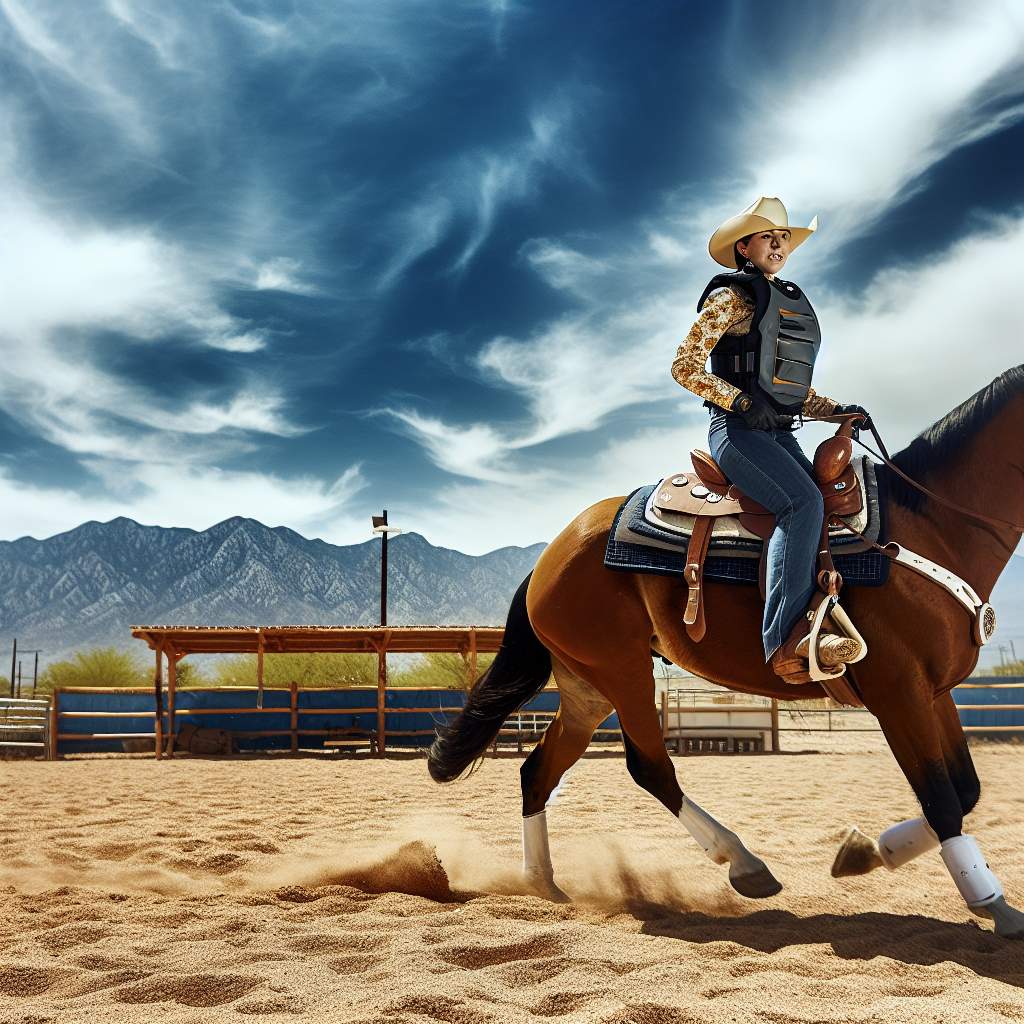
left=732, top=391, right=791, bottom=431
left=833, top=402, right=872, bottom=429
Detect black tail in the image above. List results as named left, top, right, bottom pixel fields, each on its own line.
left=427, top=572, right=552, bottom=782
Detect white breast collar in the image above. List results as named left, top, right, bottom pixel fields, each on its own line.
left=882, top=542, right=997, bottom=646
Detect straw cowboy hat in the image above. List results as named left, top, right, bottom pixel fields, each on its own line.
left=708, top=196, right=819, bottom=269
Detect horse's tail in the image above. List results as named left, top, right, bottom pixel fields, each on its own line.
left=427, top=572, right=551, bottom=782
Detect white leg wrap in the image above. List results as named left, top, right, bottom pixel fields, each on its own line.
left=522, top=810, right=554, bottom=881
left=940, top=834, right=1004, bottom=908
left=677, top=796, right=730, bottom=864
left=877, top=817, right=939, bottom=870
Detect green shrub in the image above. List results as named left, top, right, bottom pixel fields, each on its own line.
left=391, top=652, right=497, bottom=690
left=38, top=647, right=148, bottom=693
left=208, top=651, right=379, bottom=688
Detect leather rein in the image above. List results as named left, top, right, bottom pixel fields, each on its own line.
left=808, top=413, right=1024, bottom=538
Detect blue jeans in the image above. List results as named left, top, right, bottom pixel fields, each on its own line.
left=708, top=409, right=824, bottom=662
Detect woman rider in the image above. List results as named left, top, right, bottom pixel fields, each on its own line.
left=671, top=196, right=871, bottom=683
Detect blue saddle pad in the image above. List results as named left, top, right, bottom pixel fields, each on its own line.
left=603, top=458, right=890, bottom=587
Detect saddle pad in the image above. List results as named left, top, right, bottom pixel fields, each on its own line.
left=603, top=460, right=890, bottom=587
left=644, top=454, right=876, bottom=552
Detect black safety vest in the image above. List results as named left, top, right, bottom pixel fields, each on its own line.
left=696, top=270, right=821, bottom=413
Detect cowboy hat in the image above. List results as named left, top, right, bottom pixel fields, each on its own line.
left=708, top=196, right=818, bottom=269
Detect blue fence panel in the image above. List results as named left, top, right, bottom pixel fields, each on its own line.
left=53, top=685, right=614, bottom=754
left=298, top=686, right=376, bottom=742
left=952, top=677, right=1024, bottom=730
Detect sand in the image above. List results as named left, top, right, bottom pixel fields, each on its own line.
left=1, top=737, right=1022, bottom=1023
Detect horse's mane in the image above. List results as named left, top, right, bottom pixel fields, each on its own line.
left=883, top=365, right=1024, bottom=512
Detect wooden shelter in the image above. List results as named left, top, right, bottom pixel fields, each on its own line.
left=130, top=625, right=503, bottom=758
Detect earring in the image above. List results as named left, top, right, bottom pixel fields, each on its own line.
left=742, top=259, right=756, bottom=272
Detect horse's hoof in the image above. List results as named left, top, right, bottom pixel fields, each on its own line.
left=977, top=896, right=1024, bottom=939
left=729, top=861, right=783, bottom=899
left=524, top=870, right=571, bottom=904
left=831, top=826, right=884, bottom=878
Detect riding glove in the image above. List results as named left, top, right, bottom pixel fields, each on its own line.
left=731, top=391, right=793, bottom=432
left=833, top=403, right=872, bottom=429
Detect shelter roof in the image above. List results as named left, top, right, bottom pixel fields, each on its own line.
left=129, top=625, right=504, bottom=655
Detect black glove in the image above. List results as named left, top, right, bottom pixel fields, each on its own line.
left=833, top=403, right=872, bottom=429
left=731, top=391, right=792, bottom=432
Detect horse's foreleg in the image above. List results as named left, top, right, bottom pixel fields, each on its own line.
left=872, top=693, right=1022, bottom=938
left=833, top=692, right=971, bottom=877
left=519, top=659, right=613, bottom=900
left=605, top=674, right=781, bottom=899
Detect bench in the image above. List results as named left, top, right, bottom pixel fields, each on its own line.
left=667, top=728, right=767, bottom=755
left=324, top=728, right=378, bottom=755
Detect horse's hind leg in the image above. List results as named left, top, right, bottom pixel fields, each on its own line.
left=519, top=656, right=614, bottom=900
left=559, top=651, right=782, bottom=899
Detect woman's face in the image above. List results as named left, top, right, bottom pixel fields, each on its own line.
left=737, top=228, right=791, bottom=274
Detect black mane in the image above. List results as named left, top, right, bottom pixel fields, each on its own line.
left=882, top=365, right=1024, bottom=511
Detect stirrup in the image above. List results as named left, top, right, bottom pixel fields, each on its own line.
left=803, top=596, right=854, bottom=682
left=795, top=630, right=863, bottom=667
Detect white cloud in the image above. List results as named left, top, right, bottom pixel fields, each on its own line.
left=376, top=210, right=1024, bottom=557
left=519, top=238, right=611, bottom=296
left=646, top=232, right=689, bottom=265
left=388, top=0, right=1024, bottom=479
left=371, top=406, right=543, bottom=486
left=797, top=211, right=1024, bottom=454
left=714, top=0, right=1024, bottom=277
left=253, top=257, right=317, bottom=295
left=0, top=461, right=369, bottom=543
left=386, top=419, right=711, bottom=555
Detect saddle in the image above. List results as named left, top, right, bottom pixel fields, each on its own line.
left=657, top=418, right=868, bottom=705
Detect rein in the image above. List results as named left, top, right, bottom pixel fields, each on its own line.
left=808, top=414, right=1024, bottom=536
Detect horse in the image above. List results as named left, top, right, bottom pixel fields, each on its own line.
left=427, top=365, right=1024, bottom=939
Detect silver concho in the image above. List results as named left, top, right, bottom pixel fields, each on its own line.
left=706, top=492, right=723, bottom=503
left=833, top=481, right=846, bottom=491
left=671, top=475, right=688, bottom=486
left=974, top=603, right=997, bottom=646
left=690, top=484, right=709, bottom=499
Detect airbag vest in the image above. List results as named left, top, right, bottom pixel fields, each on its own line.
left=696, top=270, right=821, bottom=413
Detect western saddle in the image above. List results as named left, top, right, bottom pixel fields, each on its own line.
left=655, top=415, right=868, bottom=704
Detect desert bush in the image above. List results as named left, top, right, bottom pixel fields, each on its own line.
left=209, top=651, right=379, bottom=688
left=37, top=647, right=148, bottom=693
left=392, top=652, right=497, bottom=689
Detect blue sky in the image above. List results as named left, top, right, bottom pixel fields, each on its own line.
left=1, top=0, right=1023, bottom=555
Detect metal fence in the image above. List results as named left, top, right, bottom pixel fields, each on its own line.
left=0, top=696, right=49, bottom=756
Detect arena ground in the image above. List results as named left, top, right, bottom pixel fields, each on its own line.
left=1, top=736, right=1022, bottom=1023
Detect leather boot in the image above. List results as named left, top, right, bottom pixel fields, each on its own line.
left=770, top=602, right=864, bottom=685
left=795, top=614, right=864, bottom=667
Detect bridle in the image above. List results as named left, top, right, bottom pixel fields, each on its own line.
left=808, top=412, right=1009, bottom=650
left=810, top=413, right=1024, bottom=537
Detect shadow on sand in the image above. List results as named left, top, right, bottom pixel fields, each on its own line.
left=632, top=903, right=1024, bottom=986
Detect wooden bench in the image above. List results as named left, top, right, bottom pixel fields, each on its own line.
left=323, top=728, right=378, bottom=755
left=667, top=728, right=766, bottom=754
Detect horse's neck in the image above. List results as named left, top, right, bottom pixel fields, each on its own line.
left=905, top=402, right=1024, bottom=598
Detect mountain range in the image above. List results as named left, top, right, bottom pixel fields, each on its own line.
left=0, top=517, right=546, bottom=668
left=0, top=516, right=1020, bottom=671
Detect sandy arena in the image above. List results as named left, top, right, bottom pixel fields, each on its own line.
left=1, top=737, right=1022, bottom=1023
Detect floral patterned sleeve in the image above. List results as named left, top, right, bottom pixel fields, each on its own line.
left=801, top=387, right=839, bottom=418
left=670, top=287, right=752, bottom=411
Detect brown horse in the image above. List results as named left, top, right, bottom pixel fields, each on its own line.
left=428, top=365, right=1024, bottom=939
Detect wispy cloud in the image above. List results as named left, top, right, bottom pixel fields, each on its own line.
left=0, top=460, right=369, bottom=543
left=388, top=0, right=1024, bottom=479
